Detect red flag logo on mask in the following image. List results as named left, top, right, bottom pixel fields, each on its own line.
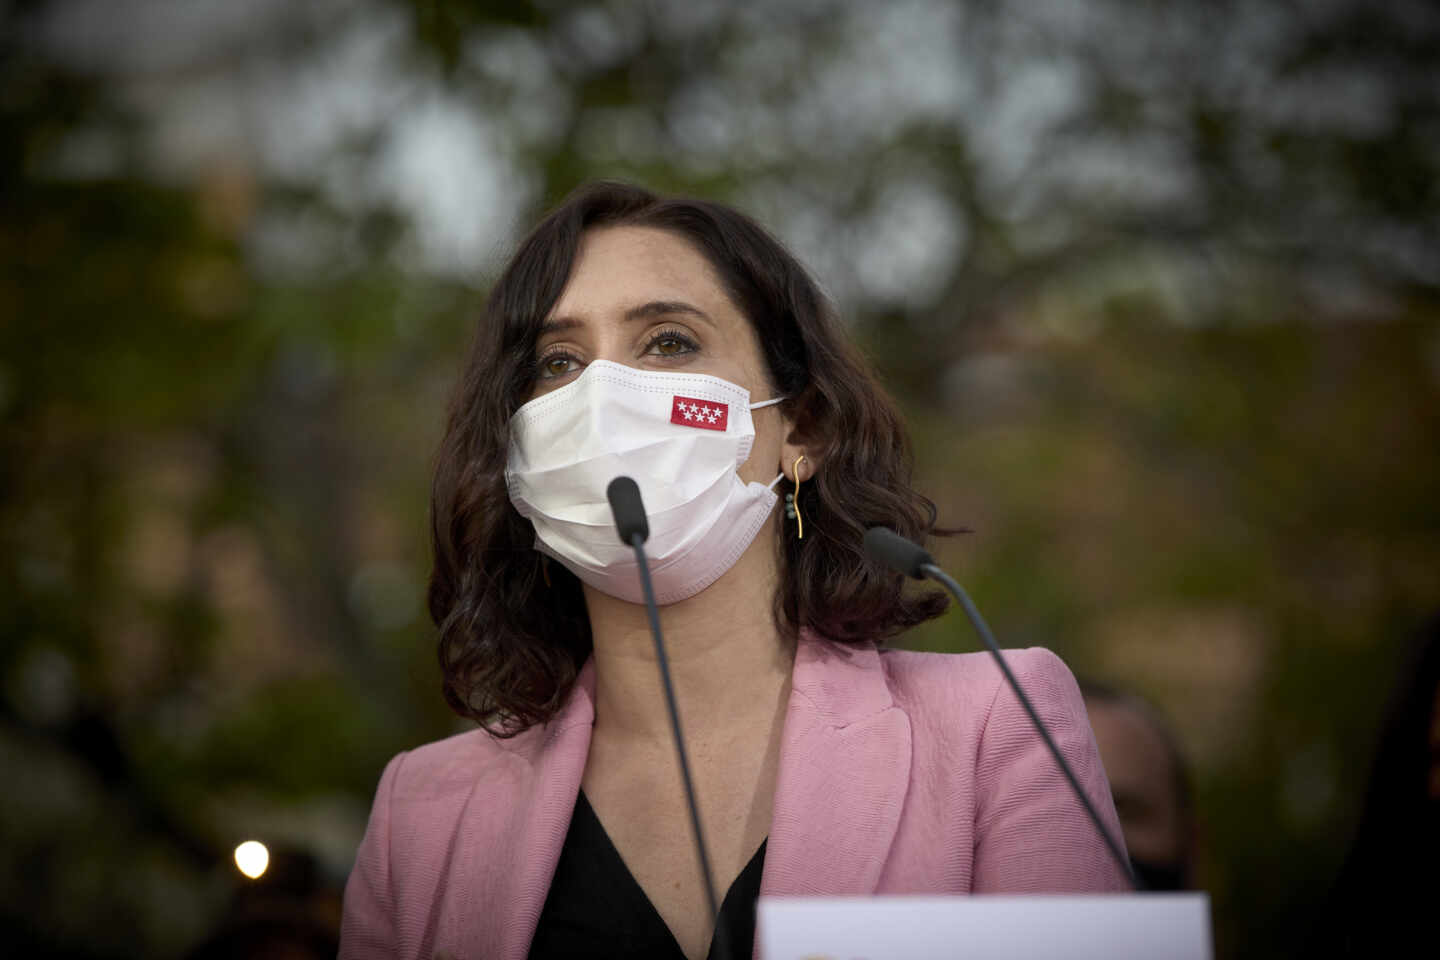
left=671, top=396, right=729, bottom=431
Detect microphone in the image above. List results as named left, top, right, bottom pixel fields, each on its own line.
left=606, top=476, right=729, bottom=956
left=863, top=526, right=1141, bottom=890
left=607, top=475, right=650, bottom=545
left=863, top=525, right=933, bottom=578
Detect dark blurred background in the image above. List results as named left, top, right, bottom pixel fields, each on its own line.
left=2, top=0, right=1437, bottom=957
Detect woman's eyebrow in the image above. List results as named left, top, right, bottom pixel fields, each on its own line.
left=540, top=300, right=716, bottom=340
left=537, top=316, right=585, bottom=339
left=624, top=300, right=714, bottom=327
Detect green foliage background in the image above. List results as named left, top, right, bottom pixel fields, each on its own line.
left=2, top=1, right=1437, bottom=957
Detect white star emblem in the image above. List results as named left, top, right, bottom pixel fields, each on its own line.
left=681, top=407, right=694, bottom=420
left=705, top=409, right=719, bottom=423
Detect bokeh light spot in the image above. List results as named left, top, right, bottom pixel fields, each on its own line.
left=233, top=840, right=269, bottom=879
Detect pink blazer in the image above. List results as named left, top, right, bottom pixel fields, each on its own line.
left=340, top=633, right=1128, bottom=959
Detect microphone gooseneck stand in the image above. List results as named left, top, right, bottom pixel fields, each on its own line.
left=606, top=476, right=730, bottom=960
left=862, top=526, right=1141, bottom=891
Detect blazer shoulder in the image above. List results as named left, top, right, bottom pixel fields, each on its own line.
left=382, top=724, right=536, bottom=801
left=878, top=645, right=1081, bottom=726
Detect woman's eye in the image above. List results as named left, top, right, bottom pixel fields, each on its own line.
left=538, top=354, right=578, bottom=378
left=647, top=331, right=697, bottom=358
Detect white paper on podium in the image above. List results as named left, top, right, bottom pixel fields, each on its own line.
left=758, top=893, right=1212, bottom=960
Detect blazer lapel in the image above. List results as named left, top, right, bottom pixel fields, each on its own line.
left=761, top=632, right=912, bottom=897
left=452, top=659, right=596, bottom=960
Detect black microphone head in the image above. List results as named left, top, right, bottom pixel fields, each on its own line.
left=606, top=476, right=650, bottom=545
left=863, top=526, right=934, bottom=579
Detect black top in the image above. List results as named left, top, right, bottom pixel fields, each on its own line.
left=528, top=790, right=767, bottom=960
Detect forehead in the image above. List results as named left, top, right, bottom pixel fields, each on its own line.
left=549, top=226, right=735, bottom=320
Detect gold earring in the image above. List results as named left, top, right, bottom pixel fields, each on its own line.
left=784, top=454, right=807, bottom=539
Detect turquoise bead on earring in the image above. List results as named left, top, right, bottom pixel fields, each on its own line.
left=784, top=492, right=796, bottom=519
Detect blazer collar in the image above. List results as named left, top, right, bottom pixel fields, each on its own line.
left=760, top=631, right=913, bottom=896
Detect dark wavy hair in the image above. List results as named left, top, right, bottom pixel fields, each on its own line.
left=429, top=181, right=947, bottom=735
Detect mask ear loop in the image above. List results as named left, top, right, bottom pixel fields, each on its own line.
left=757, top=398, right=793, bottom=526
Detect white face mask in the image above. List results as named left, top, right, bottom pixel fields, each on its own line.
left=505, top=359, right=786, bottom=605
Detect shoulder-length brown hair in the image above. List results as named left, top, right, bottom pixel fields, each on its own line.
left=429, top=181, right=947, bottom=735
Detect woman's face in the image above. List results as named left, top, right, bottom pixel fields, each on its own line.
left=529, top=225, right=793, bottom=488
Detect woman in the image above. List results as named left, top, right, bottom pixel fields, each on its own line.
left=339, top=182, right=1128, bottom=960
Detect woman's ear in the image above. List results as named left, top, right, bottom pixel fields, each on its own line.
left=780, top=422, right=824, bottom=484
left=780, top=441, right=816, bottom=484
left=779, top=389, right=827, bottom=483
